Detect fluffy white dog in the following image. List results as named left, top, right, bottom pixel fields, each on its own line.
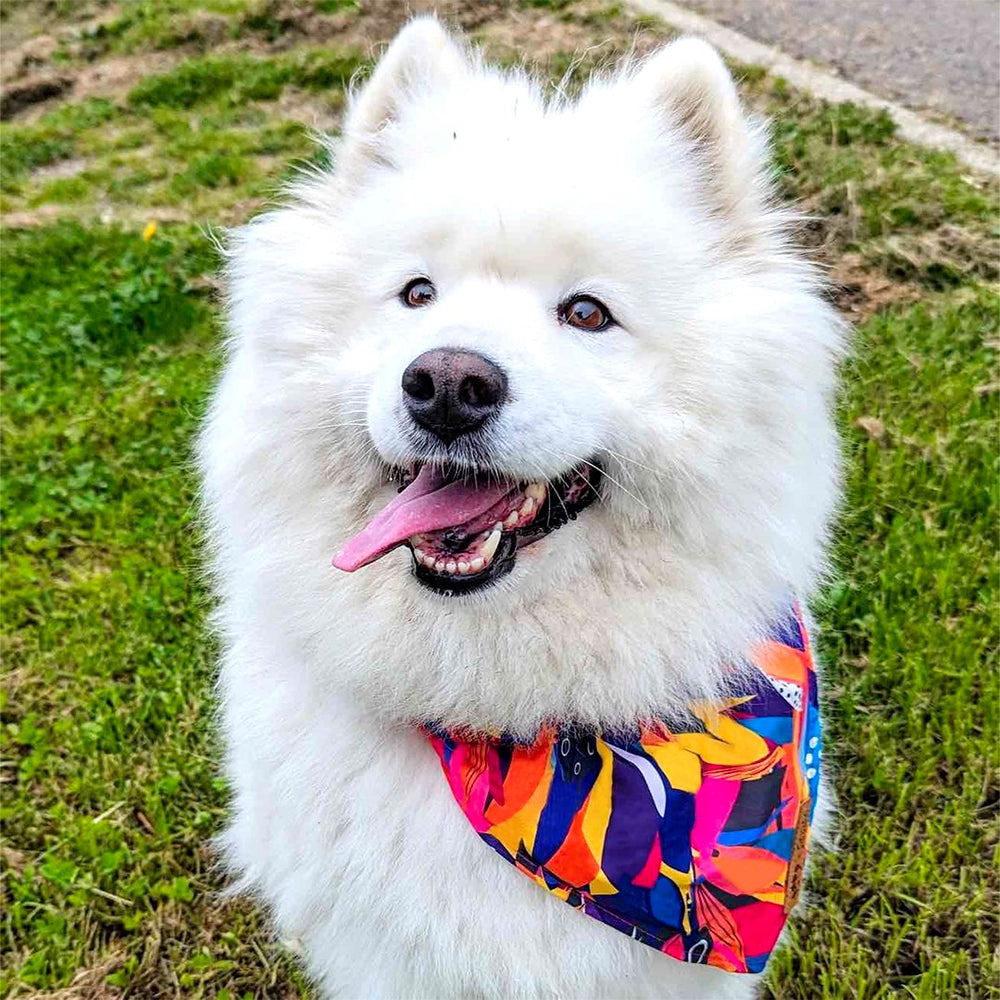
left=199, top=17, right=841, bottom=999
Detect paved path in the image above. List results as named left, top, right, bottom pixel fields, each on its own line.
left=672, top=0, right=999, bottom=141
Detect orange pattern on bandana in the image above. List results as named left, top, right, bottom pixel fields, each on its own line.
left=425, top=608, right=822, bottom=974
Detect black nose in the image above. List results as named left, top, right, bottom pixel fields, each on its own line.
left=401, top=348, right=508, bottom=444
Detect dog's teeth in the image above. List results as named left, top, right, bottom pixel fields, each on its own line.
left=525, top=482, right=545, bottom=501
left=519, top=497, right=535, bottom=518
left=446, top=560, right=457, bottom=575
left=470, top=556, right=485, bottom=572
left=457, top=560, right=470, bottom=574
left=413, top=548, right=425, bottom=561
left=434, top=559, right=448, bottom=573
left=423, top=554, right=437, bottom=569
left=492, top=521, right=503, bottom=533
left=481, top=529, right=501, bottom=563
left=504, top=510, right=519, bottom=527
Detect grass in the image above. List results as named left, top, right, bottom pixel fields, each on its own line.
left=126, top=50, right=362, bottom=109
left=1, top=1, right=997, bottom=997
left=0, top=46, right=360, bottom=220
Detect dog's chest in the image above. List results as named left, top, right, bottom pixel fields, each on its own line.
left=226, top=680, right=756, bottom=997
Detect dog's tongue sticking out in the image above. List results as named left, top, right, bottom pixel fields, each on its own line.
left=333, top=465, right=512, bottom=572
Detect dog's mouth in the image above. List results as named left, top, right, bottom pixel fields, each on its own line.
left=333, top=461, right=601, bottom=594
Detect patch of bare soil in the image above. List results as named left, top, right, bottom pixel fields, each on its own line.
left=3, top=50, right=181, bottom=125
left=477, top=6, right=622, bottom=62
left=1, top=204, right=65, bottom=228
left=69, top=51, right=178, bottom=103
left=827, top=251, right=922, bottom=323
left=0, top=29, right=57, bottom=82
left=1, top=203, right=197, bottom=229
left=218, top=0, right=603, bottom=62
left=0, top=2, right=117, bottom=78
left=31, top=155, right=90, bottom=183
left=0, top=73, right=73, bottom=119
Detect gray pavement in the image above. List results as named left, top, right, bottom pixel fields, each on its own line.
left=673, top=0, right=1000, bottom=141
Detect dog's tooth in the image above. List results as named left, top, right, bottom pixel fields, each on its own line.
left=424, top=555, right=438, bottom=569
left=504, top=510, right=519, bottom=527
left=525, top=482, right=545, bottom=501
left=446, top=560, right=457, bottom=575
left=519, top=496, right=535, bottom=518
left=481, top=529, right=501, bottom=564
left=434, top=559, right=448, bottom=573
left=493, top=521, right=503, bottom=533
left=457, top=560, right=470, bottom=575
left=413, top=547, right=425, bottom=561
left=470, top=556, right=485, bottom=572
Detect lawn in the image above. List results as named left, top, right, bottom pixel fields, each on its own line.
left=1, top=1, right=997, bottom=997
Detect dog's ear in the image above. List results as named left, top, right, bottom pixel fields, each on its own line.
left=635, top=38, right=766, bottom=225
left=338, top=17, right=468, bottom=184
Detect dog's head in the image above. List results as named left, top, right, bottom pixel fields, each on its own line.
left=202, top=20, right=841, bottom=731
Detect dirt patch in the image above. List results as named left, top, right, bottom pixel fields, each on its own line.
left=31, top=156, right=90, bottom=184
left=827, top=251, right=923, bottom=323
left=226, top=0, right=577, bottom=60
left=0, top=3, right=116, bottom=78
left=1, top=204, right=66, bottom=228
left=0, top=73, right=73, bottom=119
left=7, top=50, right=184, bottom=124
left=1, top=32, right=56, bottom=79
left=1, top=203, right=197, bottom=229
left=69, top=52, right=178, bottom=105
left=477, top=7, right=623, bottom=63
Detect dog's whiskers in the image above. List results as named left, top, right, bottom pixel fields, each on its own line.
left=537, top=445, right=651, bottom=514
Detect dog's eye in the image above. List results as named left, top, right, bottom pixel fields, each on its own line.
left=401, top=278, right=436, bottom=308
left=559, top=296, right=612, bottom=332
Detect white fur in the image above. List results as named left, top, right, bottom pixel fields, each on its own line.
left=199, top=19, right=842, bottom=999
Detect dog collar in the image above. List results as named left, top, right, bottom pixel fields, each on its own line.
left=424, top=606, right=822, bottom=974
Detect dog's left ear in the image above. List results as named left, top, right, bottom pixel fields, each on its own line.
left=338, top=17, right=469, bottom=185
left=634, top=38, right=767, bottom=226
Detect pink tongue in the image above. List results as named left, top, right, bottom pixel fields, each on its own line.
left=333, top=465, right=513, bottom=572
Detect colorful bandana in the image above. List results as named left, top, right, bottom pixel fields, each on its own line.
left=425, top=606, right=821, bottom=974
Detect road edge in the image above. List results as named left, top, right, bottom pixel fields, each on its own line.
left=629, top=0, right=999, bottom=177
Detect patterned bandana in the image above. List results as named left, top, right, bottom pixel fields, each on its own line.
left=425, top=606, right=821, bottom=975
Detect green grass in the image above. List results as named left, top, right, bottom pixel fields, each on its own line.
left=766, top=290, right=999, bottom=998
left=2, top=1, right=998, bottom=996
left=0, top=48, right=357, bottom=220
left=1, top=223, right=312, bottom=995
left=126, top=50, right=362, bottom=109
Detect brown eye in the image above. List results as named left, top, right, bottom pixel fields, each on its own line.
left=401, top=278, right=436, bottom=308
left=560, top=295, right=612, bottom=332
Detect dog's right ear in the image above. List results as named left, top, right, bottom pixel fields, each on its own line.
left=338, top=17, right=468, bottom=185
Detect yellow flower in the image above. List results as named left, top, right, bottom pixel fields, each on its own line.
left=142, top=220, right=157, bottom=242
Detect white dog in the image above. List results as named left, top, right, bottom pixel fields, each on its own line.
left=199, top=17, right=841, bottom=999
